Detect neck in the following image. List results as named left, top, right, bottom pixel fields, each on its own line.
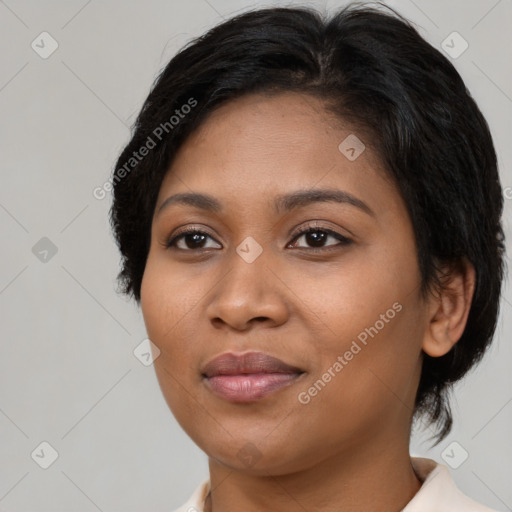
left=204, top=435, right=422, bottom=512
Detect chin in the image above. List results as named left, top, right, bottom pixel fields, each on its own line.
left=195, top=431, right=320, bottom=476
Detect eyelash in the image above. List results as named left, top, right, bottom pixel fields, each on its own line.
left=165, top=223, right=352, bottom=253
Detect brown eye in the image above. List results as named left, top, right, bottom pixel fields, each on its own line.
left=288, top=226, right=352, bottom=250
left=166, top=228, right=221, bottom=250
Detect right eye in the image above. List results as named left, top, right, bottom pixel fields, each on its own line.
left=166, top=228, right=222, bottom=251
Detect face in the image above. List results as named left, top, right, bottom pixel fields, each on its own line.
left=140, top=92, right=429, bottom=475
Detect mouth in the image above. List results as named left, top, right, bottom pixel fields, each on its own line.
left=201, top=351, right=305, bottom=403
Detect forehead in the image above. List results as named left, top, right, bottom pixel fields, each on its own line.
left=157, top=92, right=399, bottom=217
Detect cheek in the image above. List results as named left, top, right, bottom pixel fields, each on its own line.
left=291, top=247, right=424, bottom=407
left=140, top=254, right=201, bottom=361
left=293, top=303, right=423, bottom=449
left=140, top=256, right=206, bottom=426
left=286, top=243, right=420, bottom=349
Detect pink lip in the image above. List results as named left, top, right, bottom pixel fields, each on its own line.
left=202, top=351, right=305, bottom=402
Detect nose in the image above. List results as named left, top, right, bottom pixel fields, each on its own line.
left=205, top=249, right=289, bottom=332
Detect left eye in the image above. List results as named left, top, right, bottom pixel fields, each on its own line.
left=288, top=227, right=351, bottom=250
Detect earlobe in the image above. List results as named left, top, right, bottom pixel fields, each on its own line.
left=422, top=258, right=476, bottom=358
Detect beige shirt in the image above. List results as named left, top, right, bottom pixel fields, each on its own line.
left=172, top=457, right=499, bottom=512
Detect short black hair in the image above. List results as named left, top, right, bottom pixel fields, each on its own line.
left=109, top=2, right=505, bottom=443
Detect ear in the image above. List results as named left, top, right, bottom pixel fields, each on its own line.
left=422, top=258, right=476, bottom=357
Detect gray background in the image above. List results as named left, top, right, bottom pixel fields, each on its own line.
left=0, top=0, right=511, bottom=510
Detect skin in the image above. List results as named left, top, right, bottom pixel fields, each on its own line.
left=140, top=92, right=475, bottom=512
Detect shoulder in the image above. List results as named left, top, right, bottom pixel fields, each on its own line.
left=405, top=457, right=500, bottom=512
left=171, top=478, right=210, bottom=512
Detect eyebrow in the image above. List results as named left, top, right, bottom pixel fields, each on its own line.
left=156, top=188, right=375, bottom=217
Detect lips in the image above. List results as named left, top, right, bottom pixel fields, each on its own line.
left=201, top=351, right=305, bottom=402
left=202, top=351, right=303, bottom=377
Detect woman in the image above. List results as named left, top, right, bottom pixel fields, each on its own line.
left=110, top=3, right=505, bottom=511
